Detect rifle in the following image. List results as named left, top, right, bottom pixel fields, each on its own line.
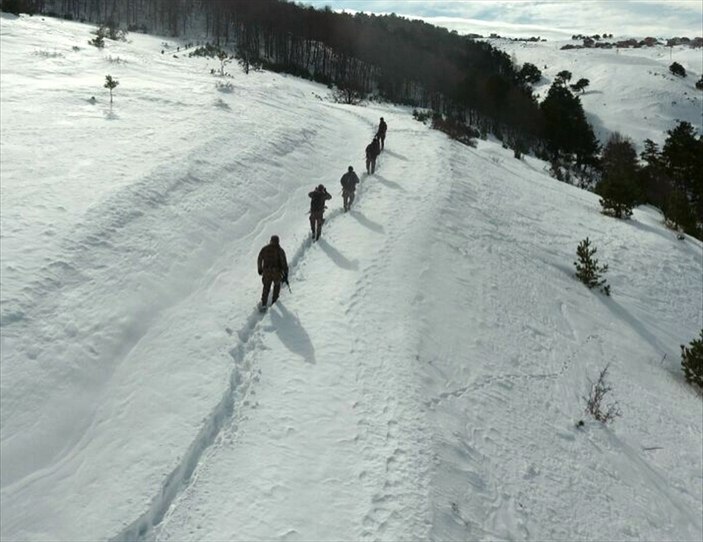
left=282, top=271, right=292, bottom=293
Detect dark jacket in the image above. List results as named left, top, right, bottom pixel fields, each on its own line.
left=309, top=187, right=331, bottom=213
left=378, top=119, right=387, bottom=136
left=366, top=139, right=380, bottom=159
left=340, top=171, right=359, bottom=192
left=258, top=243, right=288, bottom=275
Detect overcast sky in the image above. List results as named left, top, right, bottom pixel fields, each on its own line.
left=303, top=1, right=703, bottom=40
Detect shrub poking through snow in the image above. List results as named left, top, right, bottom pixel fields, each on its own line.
left=574, top=237, right=610, bottom=295
left=669, top=62, right=686, bottom=77
left=430, top=114, right=478, bottom=147
left=215, top=80, right=234, bottom=93
left=236, top=51, right=263, bottom=75
left=217, top=50, right=231, bottom=77
left=681, top=330, right=703, bottom=390
left=332, top=81, right=364, bottom=105
left=102, top=22, right=127, bottom=42
left=584, top=364, right=621, bottom=424
left=696, top=76, right=703, bottom=90
left=104, top=74, right=119, bottom=104
left=189, top=43, right=222, bottom=58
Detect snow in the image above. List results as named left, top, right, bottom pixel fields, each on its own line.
left=492, top=38, right=703, bottom=148
left=1, top=14, right=702, bottom=542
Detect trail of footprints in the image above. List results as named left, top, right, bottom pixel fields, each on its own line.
left=350, top=136, right=436, bottom=541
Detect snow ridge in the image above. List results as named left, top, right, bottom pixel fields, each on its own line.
left=110, top=319, right=251, bottom=542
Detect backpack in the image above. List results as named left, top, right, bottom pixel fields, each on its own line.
left=341, top=172, right=357, bottom=190
left=310, top=190, right=326, bottom=212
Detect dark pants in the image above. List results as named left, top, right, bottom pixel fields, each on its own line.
left=379, top=133, right=385, bottom=150
left=310, top=211, right=324, bottom=240
left=342, top=190, right=355, bottom=211
left=261, top=268, right=282, bottom=306
left=366, top=156, right=376, bottom=174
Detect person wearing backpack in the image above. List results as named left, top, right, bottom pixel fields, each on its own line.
left=309, top=184, right=331, bottom=241
left=365, top=137, right=381, bottom=174
left=340, top=166, right=360, bottom=212
left=257, top=235, right=288, bottom=309
left=376, top=117, right=387, bottom=150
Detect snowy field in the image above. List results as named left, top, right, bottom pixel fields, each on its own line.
left=1, top=14, right=702, bottom=542
left=492, top=37, right=703, bottom=149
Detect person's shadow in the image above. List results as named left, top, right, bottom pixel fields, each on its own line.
left=375, top=175, right=403, bottom=191
left=350, top=210, right=384, bottom=234
left=384, top=149, right=408, bottom=161
left=317, top=239, right=359, bottom=270
left=269, top=302, right=316, bottom=364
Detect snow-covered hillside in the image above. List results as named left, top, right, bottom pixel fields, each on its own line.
left=1, top=14, right=701, bottom=542
left=493, top=37, right=703, bottom=148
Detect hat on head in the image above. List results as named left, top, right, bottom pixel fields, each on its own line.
left=270, top=235, right=280, bottom=244
left=317, top=184, right=325, bottom=190
left=348, top=166, right=354, bottom=171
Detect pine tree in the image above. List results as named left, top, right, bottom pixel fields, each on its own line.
left=574, top=237, right=610, bottom=295
left=541, top=81, right=599, bottom=165
left=104, top=75, right=119, bottom=105
left=662, top=121, right=703, bottom=194
left=664, top=189, right=695, bottom=236
left=556, top=70, right=572, bottom=83
left=570, top=78, right=590, bottom=94
left=518, top=62, right=542, bottom=84
left=681, top=330, right=703, bottom=390
left=597, top=133, right=640, bottom=219
left=640, top=139, right=661, bottom=169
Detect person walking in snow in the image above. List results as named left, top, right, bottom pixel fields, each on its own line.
left=257, top=235, right=288, bottom=309
left=340, top=166, right=360, bottom=212
left=365, top=137, right=381, bottom=174
left=376, top=117, right=387, bottom=150
left=309, top=184, right=331, bottom=241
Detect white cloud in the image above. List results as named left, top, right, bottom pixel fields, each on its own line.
left=307, top=0, right=703, bottom=39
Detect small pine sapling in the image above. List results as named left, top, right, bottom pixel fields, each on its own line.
left=90, top=34, right=105, bottom=48
left=681, top=330, right=703, bottom=390
left=584, top=364, right=622, bottom=424
left=574, top=237, right=610, bottom=295
left=104, top=74, right=119, bottom=104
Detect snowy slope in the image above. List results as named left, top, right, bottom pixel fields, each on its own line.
left=493, top=38, right=703, bottom=148
left=1, top=14, right=702, bottom=542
